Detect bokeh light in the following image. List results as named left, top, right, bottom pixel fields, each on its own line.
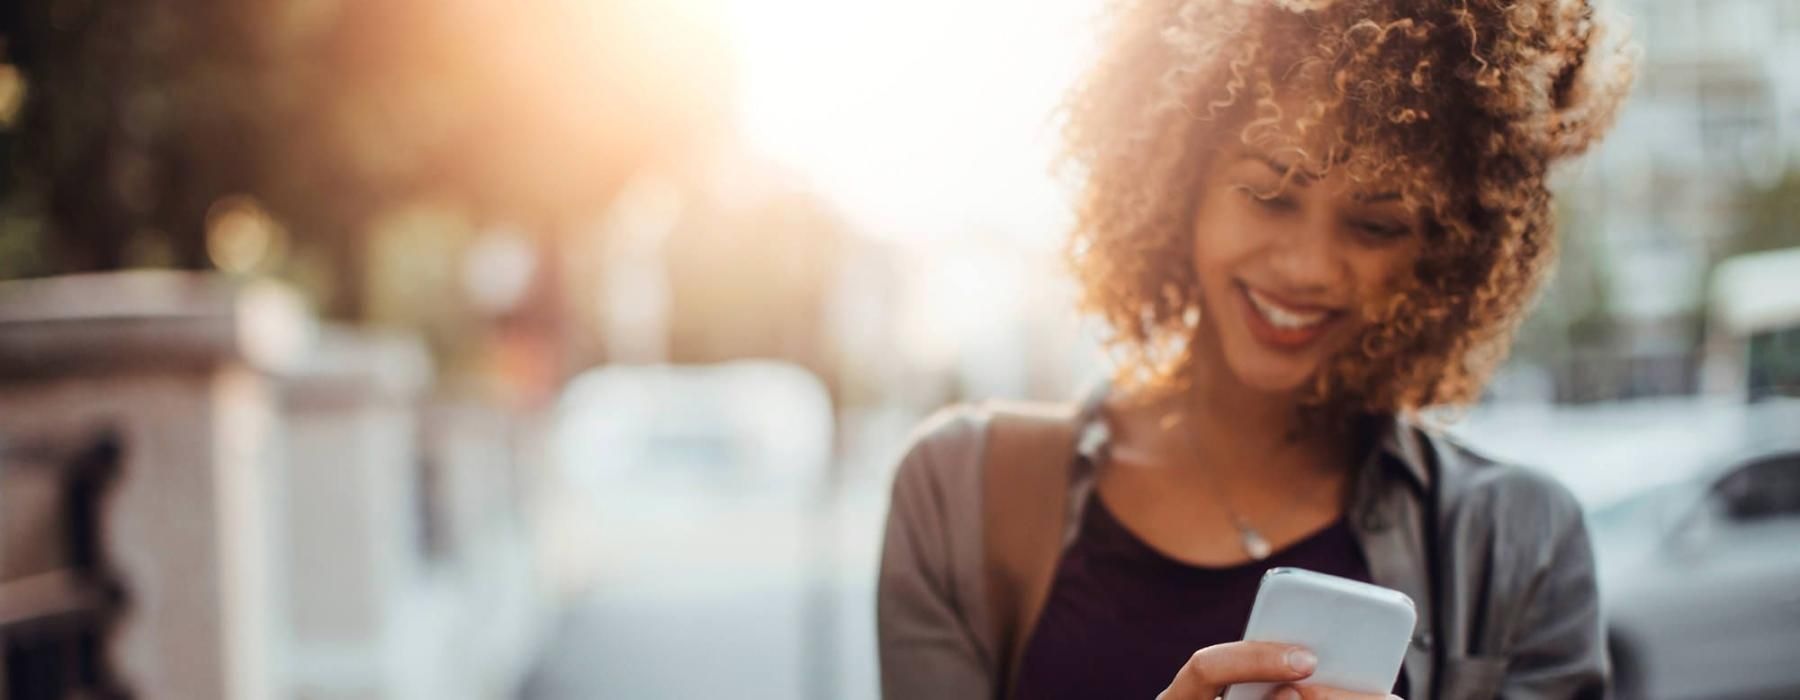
left=205, top=195, right=285, bottom=275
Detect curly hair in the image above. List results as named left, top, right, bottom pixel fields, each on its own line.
left=1059, top=0, right=1636, bottom=417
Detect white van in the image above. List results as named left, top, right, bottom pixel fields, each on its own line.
left=1707, top=246, right=1800, bottom=400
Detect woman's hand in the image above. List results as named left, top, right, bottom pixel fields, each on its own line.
left=1155, top=641, right=1402, bottom=700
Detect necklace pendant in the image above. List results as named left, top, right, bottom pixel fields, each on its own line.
left=1241, top=528, right=1272, bottom=561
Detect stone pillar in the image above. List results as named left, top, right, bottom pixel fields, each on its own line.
left=420, top=398, right=545, bottom=698
left=0, top=271, right=312, bottom=700
left=276, top=326, right=437, bottom=700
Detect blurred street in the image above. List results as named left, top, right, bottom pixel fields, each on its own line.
left=519, top=480, right=890, bottom=700
left=517, top=372, right=908, bottom=700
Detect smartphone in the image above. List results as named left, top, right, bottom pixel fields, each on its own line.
left=1221, top=567, right=1416, bottom=700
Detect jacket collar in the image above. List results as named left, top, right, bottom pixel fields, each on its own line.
left=1373, top=413, right=1433, bottom=492
left=1073, top=379, right=1433, bottom=493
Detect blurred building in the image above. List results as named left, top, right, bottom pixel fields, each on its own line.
left=1544, top=0, right=1800, bottom=402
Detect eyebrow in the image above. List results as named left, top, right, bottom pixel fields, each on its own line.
left=1239, top=153, right=1404, bottom=203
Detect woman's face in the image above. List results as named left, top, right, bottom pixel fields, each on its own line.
left=1190, top=148, right=1425, bottom=395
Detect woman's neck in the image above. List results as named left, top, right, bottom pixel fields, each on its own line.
left=1125, top=328, right=1351, bottom=484
left=1204, top=330, right=1328, bottom=450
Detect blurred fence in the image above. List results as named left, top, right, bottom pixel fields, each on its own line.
left=0, top=271, right=549, bottom=700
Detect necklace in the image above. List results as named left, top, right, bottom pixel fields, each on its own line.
left=1162, top=410, right=1312, bottom=562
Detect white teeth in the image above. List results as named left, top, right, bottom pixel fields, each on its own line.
left=1245, top=287, right=1329, bottom=330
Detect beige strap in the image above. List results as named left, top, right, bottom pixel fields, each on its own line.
left=980, top=400, right=1081, bottom=700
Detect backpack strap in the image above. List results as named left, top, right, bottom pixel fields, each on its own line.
left=980, top=399, right=1083, bottom=700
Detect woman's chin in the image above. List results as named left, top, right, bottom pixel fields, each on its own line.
left=1224, top=355, right=1318, bottom=396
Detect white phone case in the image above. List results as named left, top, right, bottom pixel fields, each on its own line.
left=1220, top=567, right=1416, bottom=700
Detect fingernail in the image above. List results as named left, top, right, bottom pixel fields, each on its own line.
left=1273, top=686, right=1303, bottom=700
left=1286, top=648, right=1317, bottom=673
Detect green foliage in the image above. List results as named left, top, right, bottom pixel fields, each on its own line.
left=1726, top=168, right=1800, bottom=259
left=1513, top=197, right=1616, bottom=367
left=0, top=0, right=731, bottom=319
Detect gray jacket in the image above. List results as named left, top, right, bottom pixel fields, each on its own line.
left=877, top=397, right=1607, bottom=699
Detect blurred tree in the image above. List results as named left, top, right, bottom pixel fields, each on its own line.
left=1694, top=167, right=1800, bottom=337
left=1722, top=167, right=1800, bottom=259
left=0, top=0, right=731, bottom=321
left=1512, top=198, right=1616, bottom=370
left=663, top=181, right=851, bottom=393
left=1718, top=168, right=1800, bottom=400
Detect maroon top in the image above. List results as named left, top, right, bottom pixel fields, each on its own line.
left=1011, top=494, right=1408, bottom=699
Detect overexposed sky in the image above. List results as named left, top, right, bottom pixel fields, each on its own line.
left=726, top=0, right=1100, bottom=248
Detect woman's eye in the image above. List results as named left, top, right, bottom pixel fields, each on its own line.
left=1260, top=197, right=1298, bottom=212
left=1351, top=219, right=1411, bottom=240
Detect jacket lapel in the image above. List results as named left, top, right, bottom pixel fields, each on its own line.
left=1351, top=418, right=1437, bottom=697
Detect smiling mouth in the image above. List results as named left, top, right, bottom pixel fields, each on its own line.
left=1236, top=282, right=1342, bottom=350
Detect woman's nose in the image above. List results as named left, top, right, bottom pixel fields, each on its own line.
left=1263, top=216, right=1343, bottom=292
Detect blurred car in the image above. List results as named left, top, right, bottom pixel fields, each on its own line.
left=534, top=360, right=841, bottom=699
left=1590, top=434, right=1800, bottom=700
left=553, top=360, right=836, bottom=508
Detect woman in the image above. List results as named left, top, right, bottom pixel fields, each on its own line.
left=878, top=0, right=1634, bottom=698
